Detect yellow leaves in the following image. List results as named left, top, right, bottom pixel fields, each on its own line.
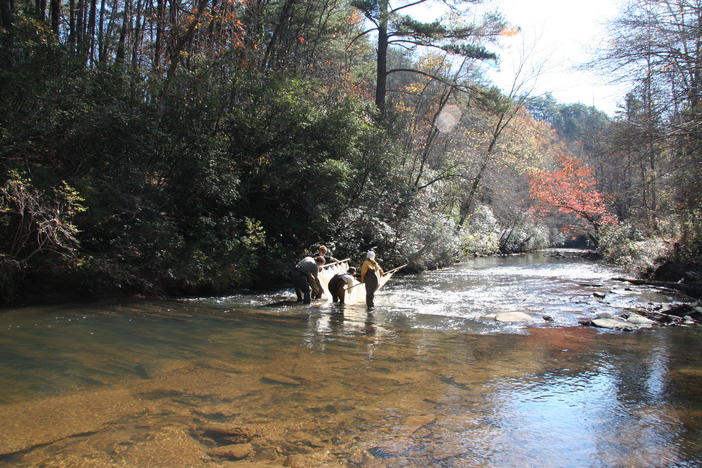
left=403, top=82, right=426, bottom=95
left=498, top=109, right=563, bottom=175
left=417, top=54, right=446, bottom=72
left=394, top=101, right=415, bottom=114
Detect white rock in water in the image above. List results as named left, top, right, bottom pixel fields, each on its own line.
left=625, top=312, right=655, bottom=325
left=494, top=312, right=539, bottom=323
left=592, top=317, right=635, bottom=330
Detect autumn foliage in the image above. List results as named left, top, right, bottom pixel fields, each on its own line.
left=528, top=154, right=617, bottom=237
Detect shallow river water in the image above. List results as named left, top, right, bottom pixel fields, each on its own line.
left=1, top=251, right=701, bottom=467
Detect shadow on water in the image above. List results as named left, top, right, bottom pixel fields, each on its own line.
left=0, top=251, right=701, bottom=467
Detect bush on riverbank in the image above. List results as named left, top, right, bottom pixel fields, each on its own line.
left=598, top=221, right=702, bottom=287
left=597, top=223, right=670, bottom=275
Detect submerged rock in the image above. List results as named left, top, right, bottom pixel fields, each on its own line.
left=591, top=317, right=635, bottom=331
left=584, top=311, right=656, bottom=330
left=623, top=312, right=655, bottom=326
left=261, top=374, right=303, bottom=386
left=493, top=312, right=539, bottom=323
left=199, top=423, right=253, bottom=443
left=209, top=442, right=253, bottom=460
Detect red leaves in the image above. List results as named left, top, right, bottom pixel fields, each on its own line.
left=528, top=154, right=617, bottom=231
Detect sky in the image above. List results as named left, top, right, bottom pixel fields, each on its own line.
left=406, top=0, right=631, bottom=116
left=484, top=0, right=629, bottom=115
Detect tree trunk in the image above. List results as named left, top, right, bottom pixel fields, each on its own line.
left=130, top=0, right=143, bottom=72
left=115, top=0, right=131, bottom=68
left=50, top=0, right=60, bottom=34
left=76, top=0, right=84, bottom=55
left=96, top=0, right=105, bottom=63
left=375, top=0, right=388, bottom=115
left=1, top=0, right=13, bottom=31
left=87, top=0, right=97, bottom=65
left=35, top=0, right=46, bottom=20
left=99, top=0, right=119, bottom=65
left=158, top=0, right=209, bottom=114
left=153, top=0, right=164, bottom=69
left=68, top=0, right=76, bottom=47
left=261, top=0, right=296, bottom=71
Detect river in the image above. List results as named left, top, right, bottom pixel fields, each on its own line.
left=0, top=251, right=700, bottom=467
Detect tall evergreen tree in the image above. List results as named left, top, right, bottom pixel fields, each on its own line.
left=350, top=0, right=504, bottom=114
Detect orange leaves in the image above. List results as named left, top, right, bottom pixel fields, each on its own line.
left=528, top=154, right=617, bottom=230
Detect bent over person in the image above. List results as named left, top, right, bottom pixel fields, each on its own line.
left=360, top=251, right=384, bottom=308
left=291, top=256, right=325, bottom=304
left=327, top=267, right=356, bottom=304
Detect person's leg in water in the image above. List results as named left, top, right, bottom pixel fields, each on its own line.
left=328, top=276, right=341, bottom=303
left=292, top=269, right=311, bottom=303
left=365, top=270, right=378, bottom=308
left=338, top=285, right=346, bottom=305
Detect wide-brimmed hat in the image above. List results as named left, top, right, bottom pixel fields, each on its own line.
left=367, top=250, right=375, bottom=259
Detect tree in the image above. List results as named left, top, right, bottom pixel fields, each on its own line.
left=528, top=154, right=617, bottom=244
left=350, top=0, right=504, bottom=114
left=595, top=0, right=702, bottom=241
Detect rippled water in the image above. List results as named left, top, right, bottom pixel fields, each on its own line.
left=0, top=251, right=700, bottom=467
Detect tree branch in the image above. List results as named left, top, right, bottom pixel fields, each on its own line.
left=389, top=0, right=428, bottom=15
left=386, top=67, right=481, bottom=95
left=347, top=27, right=378, bottom=49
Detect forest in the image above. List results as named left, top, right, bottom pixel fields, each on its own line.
left=0, top=0, right=700, bottom=304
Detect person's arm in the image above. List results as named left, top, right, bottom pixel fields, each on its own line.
left=360, top=261, right=369, bottom=282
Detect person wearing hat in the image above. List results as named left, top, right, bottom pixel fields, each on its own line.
left=360, top=251, right=384, bottom=308
left=327, top=267, right=357, bottom=305
left=291, top=256, right=326, bottom=304
left=316, top=245, right=339, bottom=264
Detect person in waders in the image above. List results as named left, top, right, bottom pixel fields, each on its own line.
left=327, top=267, right=357, bottom=305
left=291, top=256, right=325, bottom=304
left=316, top=244, right=339, bottom=264
left=360, top=251, right=384, bottom=309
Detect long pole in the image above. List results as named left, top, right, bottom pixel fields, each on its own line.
left=321, top=258, right=351, bottom=269
left=345, top=264, right=407, bottom=290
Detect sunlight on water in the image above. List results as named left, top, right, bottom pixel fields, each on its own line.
left=0, top=251, right=700, bottom=467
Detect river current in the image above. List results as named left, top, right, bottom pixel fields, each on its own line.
left=0, top=250, right=700, bottom=467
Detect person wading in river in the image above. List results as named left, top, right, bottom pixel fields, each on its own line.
left=327, top=267, right=357, bottom=305
left=291, top=256, right=325, bottom=304
left=316, top=244, right=339, bottom=264
left=360, top=251, right=384, bottom=309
